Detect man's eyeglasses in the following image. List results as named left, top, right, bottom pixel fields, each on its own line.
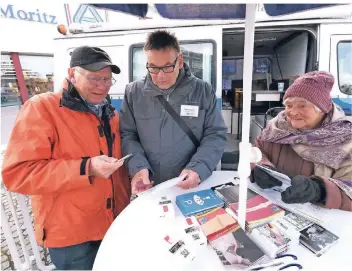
left=146, top=56, right=178, bottom=74
left=75, top=68, right=116, bottom=86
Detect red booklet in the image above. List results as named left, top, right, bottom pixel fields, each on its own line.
left=230, top=194, right=284, bottom=226
left=212, top=182, right=284, bottom=229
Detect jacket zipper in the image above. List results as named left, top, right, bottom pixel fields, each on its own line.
left=100, top=117, right=117, bottom=219
left=88, top=109, right=117, bottom=219
left=109, top=177, right=116, bottom=218
left=66, top=88, right=117, bottom=218
left=106, top=132, right=116, bottom=218
left=166, top=94, right=170, bottom=101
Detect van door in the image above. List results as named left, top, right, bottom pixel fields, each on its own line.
left=319, top=23, right=352, bottom=114
left=330, top=35, right=352, bottom=114
left=330, top=35, right=352, bottom=94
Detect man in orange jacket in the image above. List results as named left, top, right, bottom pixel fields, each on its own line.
left=2, top=46, right=132, bottom=270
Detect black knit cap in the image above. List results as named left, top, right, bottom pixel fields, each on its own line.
left=70, top=46, right=120, bottom=74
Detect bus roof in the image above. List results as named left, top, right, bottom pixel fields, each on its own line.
left=57, top=4, right=352, bottom=38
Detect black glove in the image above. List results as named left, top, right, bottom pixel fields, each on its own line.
left=281, top=175, right=326, bottom=204
left=250, top=165, right=283, bottom=189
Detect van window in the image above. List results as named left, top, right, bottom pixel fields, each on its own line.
left=131, top=41, right=215, bottom=86
left=131, top=46, right=146, bottom=82
left=337, top=41, right=352, bottom=95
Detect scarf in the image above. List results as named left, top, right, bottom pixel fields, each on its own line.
left=260, top=104, right=352, bottom=170
left=260, top=104, right=352, bottom=199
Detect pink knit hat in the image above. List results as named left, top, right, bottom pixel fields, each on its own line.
left=283, top=71, right=334, bottom=113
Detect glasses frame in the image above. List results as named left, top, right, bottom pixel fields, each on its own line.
left=146, top=56, right=179, bottom=74
left=75, top=68, right=116, bottom=86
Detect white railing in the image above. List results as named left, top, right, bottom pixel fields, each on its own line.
left=1, top=190, right=55, bottom=270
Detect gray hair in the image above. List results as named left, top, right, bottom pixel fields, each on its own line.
left=283, top=97, right=322, bottom=113
left=73, top=66, right=84, bottom=73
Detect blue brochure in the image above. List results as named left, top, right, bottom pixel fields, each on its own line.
left=176, top=189, right=224, bottom=217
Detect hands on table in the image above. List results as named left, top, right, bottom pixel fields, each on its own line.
left=177, top=169, right=201, bottom=189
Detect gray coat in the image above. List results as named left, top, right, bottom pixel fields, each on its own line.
left=120, top=64, right=227, bottom=185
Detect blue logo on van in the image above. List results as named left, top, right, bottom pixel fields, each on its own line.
left=73, top=4, right=103, bottom=24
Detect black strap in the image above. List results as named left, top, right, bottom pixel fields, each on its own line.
left=156, top=95, right=200, bottom=148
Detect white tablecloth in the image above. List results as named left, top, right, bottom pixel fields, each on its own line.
left=93, top=171, right=351, bottom=271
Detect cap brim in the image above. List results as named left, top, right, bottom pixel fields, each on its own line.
left=80, top=61, right=121, bottom=74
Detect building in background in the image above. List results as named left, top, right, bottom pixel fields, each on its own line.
left=0, top=2, right=60, bottom=106
left=0, top=2, right=146, bottom=107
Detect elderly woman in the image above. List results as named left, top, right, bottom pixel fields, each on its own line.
left=251, top=71, right=352, bottom=211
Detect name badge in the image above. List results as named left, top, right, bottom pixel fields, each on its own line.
left=180, top=105, right=199, bottom=117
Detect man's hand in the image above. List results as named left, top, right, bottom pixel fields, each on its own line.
left=131, top=169, right=153, bottom=195
left=177, top=169, right=201, bottom=189
left=89, top=155, right=124, bottom=179
left=281, top=175, right=326, bottom=204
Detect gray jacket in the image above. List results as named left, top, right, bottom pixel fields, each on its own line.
left=120, top=63, right=227, bottom=185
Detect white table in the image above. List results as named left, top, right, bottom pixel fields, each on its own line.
left=93, top=171, right=352, bottom=271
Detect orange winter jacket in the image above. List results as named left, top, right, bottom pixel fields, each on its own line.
left=1, top=81, right=131, bottom=248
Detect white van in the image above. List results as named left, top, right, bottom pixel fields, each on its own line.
left=53, top=13, right=352, bottom=166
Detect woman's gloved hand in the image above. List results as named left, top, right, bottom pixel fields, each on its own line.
left=250, top=165, right=282, bottom=189
left=281, top=175, right=326, bottom=204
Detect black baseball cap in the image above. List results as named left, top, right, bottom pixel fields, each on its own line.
left=70, top=46, right=120, bottom=74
